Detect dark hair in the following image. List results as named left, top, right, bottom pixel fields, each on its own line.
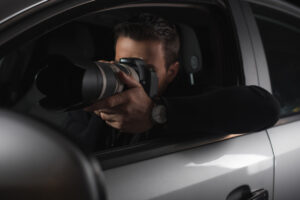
left=114, top=13, right=180, bottom=68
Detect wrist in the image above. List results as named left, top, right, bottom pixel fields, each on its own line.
left=151, top=97, right=167, bottom=126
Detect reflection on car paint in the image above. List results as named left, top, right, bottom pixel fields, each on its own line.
left=185, top=154, right=272, bottom=175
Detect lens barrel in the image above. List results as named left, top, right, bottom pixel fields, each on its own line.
left=36, top=56, right=152, bottom=111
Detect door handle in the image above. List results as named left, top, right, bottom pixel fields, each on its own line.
left=249, top=189, right=268, bottom=200
left=226, top=185, right=268, bottom=200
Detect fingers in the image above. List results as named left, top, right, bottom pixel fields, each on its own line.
left=105, top=121, right=123, bottom=130
left=98, top=112, right=123, bottom=122
left=84, top=92, right=129, bottom=111
left=94, top=107, right=121, bottom=120
left=94, top=111, right=125, bottom=130
left=118, top=71, right=141, bottom=89
left=95, top=108, right=117, bottom=114
left=98, top=60, right=114, bottom=64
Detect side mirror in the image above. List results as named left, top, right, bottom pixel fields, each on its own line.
left=0, top=110, right=106, bottom=200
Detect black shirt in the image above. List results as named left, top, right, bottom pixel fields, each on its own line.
left=64, top=85, right=280, bottom=151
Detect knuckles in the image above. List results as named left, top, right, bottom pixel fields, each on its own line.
left=112, top=121, right=124, bottom=130
left=122, top=105, right=131, bottom=115
left=92, top=85, right=153, bottom=133
left=105, top=100, right=114, bottom=108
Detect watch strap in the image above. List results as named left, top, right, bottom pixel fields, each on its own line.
left=151, top=97, right=167, bottom=125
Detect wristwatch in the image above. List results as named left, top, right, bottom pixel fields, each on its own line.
left=151, top=98, right=167, bottom=125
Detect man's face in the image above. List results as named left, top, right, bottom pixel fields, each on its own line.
left=115, top=36, right=178, bottom=95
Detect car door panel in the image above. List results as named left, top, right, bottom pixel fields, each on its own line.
left=239, top=0, right=272, bottom=93
left=101, top=1, right=274, bottom=199
left=228, top=0, right=259, bottom=86
left=104, top=132, right=273, bottom=200
left=267, top=123, right=300, bottom=200
left=245, top=1, right=300, bottom=199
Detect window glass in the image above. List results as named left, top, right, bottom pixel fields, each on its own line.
left=251, top=4, right=300, bottom=117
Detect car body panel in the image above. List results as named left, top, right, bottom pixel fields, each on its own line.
left=228, top=0, right=259, bottom=86
left=102, top=1, right=275, bottom=199
left=104, top=132, right=274, bottom=200
left=244, top=1, right=300, bottom=199
left=267, top=123, right=300, bottom=200
left=241, top=0, right=272, bottom=93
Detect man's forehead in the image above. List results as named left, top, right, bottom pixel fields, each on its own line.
left=115, top=37, right=163, bottom=60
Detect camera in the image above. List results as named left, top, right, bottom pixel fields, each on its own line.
left=35, top=55, right=158, bottom=111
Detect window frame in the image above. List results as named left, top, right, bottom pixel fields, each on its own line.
left=244, top=0, right=300, bottom=126
left=0, top=0, right=96, bottom=56
left=0, top=0, right=249, bottom=170
left=96, top=134, right=242, bottom=170
left=93, top=1, right=250, bottom=169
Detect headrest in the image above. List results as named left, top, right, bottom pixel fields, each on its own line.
left=178, top=24, right=203, bottom=85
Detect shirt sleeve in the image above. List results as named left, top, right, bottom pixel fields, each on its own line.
left=64, top=111, right=106, bottom=151
left=163, top=85, right=280, bottom=135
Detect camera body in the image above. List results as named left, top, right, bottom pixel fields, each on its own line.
left=36, top=56, right=158, bottom=111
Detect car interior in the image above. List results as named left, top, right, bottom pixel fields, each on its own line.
left=0, top=4, right=242, bottom=151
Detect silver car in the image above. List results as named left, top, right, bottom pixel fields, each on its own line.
left=0, top=0, right=299, bottom=199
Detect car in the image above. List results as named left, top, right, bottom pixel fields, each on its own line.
left=0, top=0, right=299, bottom=199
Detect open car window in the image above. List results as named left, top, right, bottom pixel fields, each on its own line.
left=0, top=3, right=241, bottom=153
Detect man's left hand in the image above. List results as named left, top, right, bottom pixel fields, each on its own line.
left=85, top=71, right=154, bottom=133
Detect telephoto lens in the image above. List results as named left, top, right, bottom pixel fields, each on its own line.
left=35, top=55, right=158, bottom=111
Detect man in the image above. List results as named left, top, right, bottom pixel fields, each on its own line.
left=65, top=14, right=280, bottom=151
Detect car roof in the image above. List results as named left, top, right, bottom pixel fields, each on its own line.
left=0, top=0, right=49, bottom=24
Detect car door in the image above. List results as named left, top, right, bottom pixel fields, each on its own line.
left=0, top=0, right=274, bottom=200
left=99, top=1, right=274, bottom=199
left=243, top=0, right=300, bottom=199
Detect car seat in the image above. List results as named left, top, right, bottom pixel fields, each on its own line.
left=165, top=24, right=204, bottom=97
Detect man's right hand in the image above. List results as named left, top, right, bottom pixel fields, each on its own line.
left=84, top=71, right=155, bottom=133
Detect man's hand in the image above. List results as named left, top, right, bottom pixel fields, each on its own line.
left=85, top=71, right=154, bottom=133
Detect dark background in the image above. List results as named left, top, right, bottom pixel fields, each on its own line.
left=285, top=0, right=300, bottom=7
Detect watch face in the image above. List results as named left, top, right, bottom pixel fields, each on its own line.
left=152, top=105, right=167, bottom=124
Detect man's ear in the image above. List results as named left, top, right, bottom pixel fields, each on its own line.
left=166, top=61, right=180, bottom=83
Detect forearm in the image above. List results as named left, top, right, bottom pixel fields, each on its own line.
left=163, top=86, right=280, bottom=135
